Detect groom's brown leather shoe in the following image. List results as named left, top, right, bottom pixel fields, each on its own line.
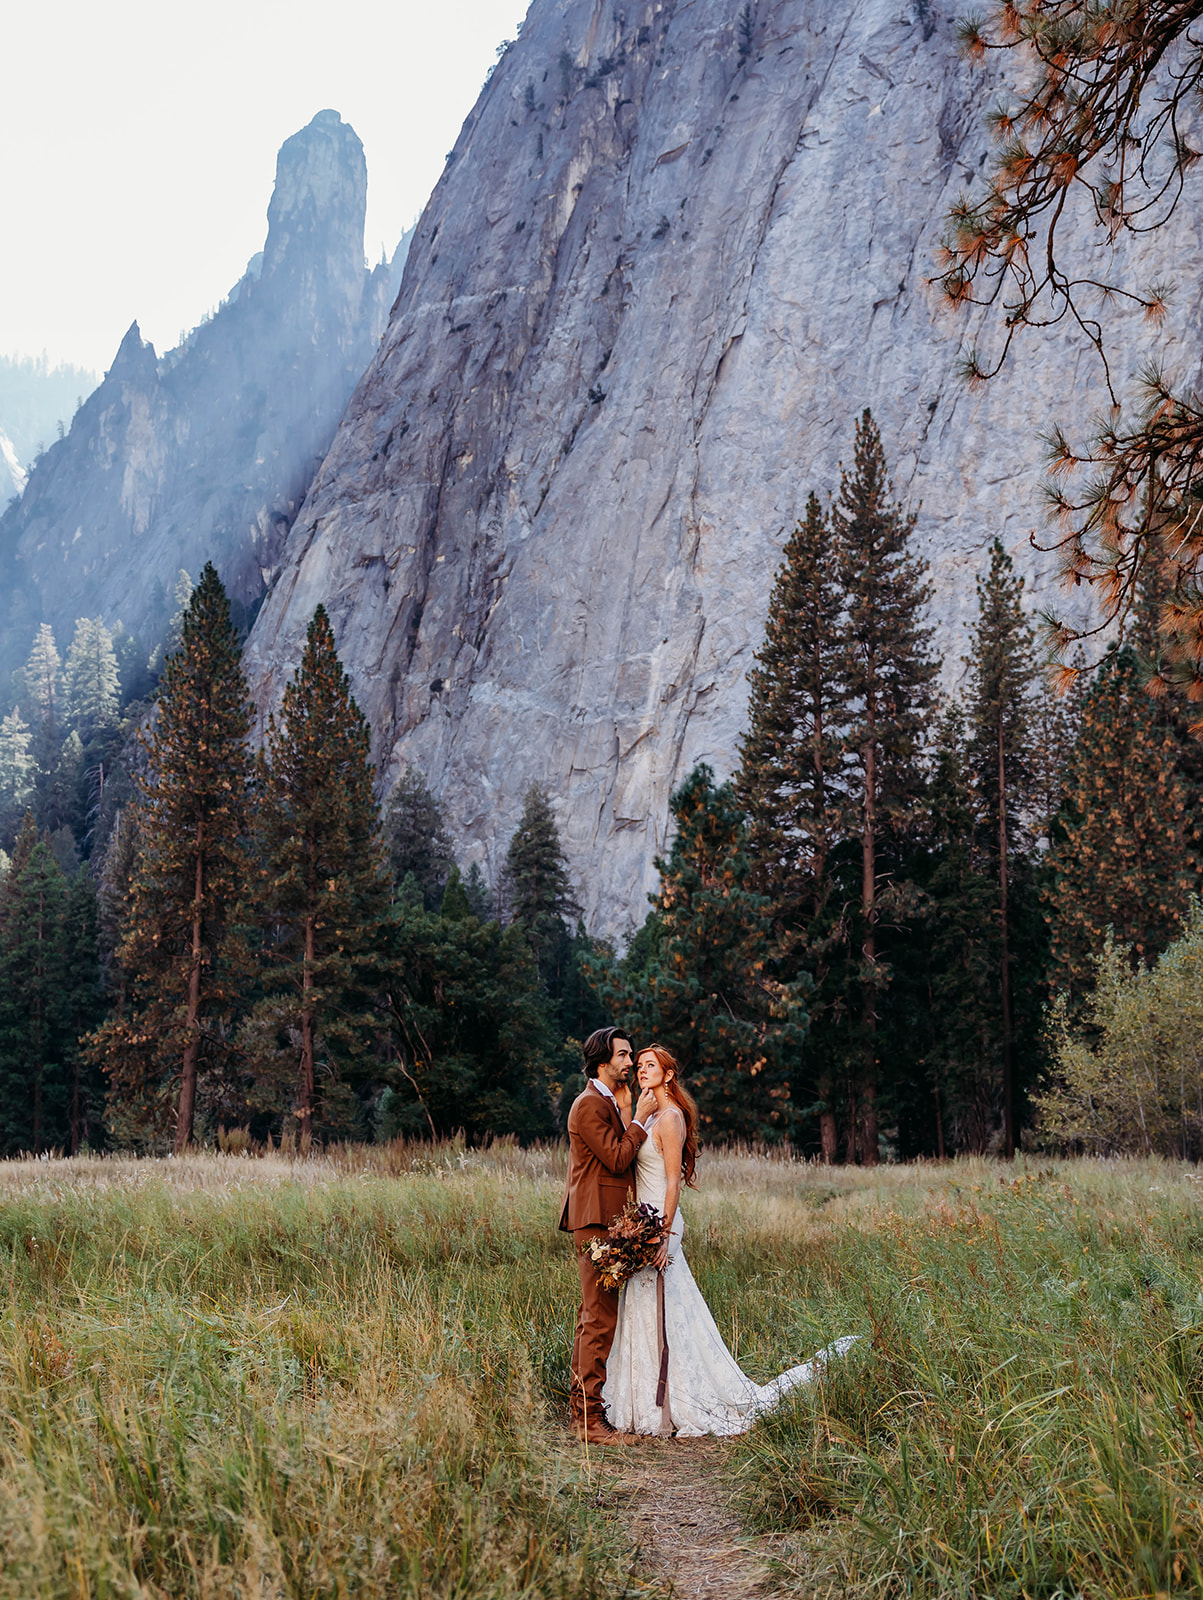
left=572, top=1417, right=641, bottom=1445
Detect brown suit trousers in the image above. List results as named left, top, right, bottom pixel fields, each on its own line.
left=560, top=1084, right=646, bottom=1421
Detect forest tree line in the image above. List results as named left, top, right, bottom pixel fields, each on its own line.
left=0, top=413, right=1198, bottom=1160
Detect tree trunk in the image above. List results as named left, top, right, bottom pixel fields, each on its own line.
left=69, top=1060, right=81, bottom=1156
left=934, top=1073, right=946, bottom=1160
left=33, top=887, right=44, bottom=1154
left=844, top=1088, right=858, bottom=1165
left=820, top=1108, right=837, bottom=1163
left=174, top=830, right=204, bottom=1156
left=298, top=913, right=316, bottom=1156
left=998, top=718, right=1015, bottom=1159
left=860, top=705, right=879, bottom=1167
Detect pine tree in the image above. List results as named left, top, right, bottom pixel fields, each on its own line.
left=24, top=623, right=62, bottom=823
left=23, top=624, right=61, bottom=725
left=965, top=539, right=1037, bottom=1156
left=0, top=706, right=34, bottom=827
left=1029, top=670, right=1084, bottom=851
left=1046, top=648, right=1202, bottom=1001
left=907, top=710, right=1004, bottom=1155
left=464, top=861, right=494, bottom=920
left=440, top=865, right=472, bottom=920
left=85, top=564, right=252, bottom=1153
left=383, top=894, right=556, bottom=1140
left=249, top=606, right=390, bottom=1152
left=63, top=617, right=120, bottom=736
left=588, top=766, right=810, bottom=1143
left=62, top=868, right=104, bottom=1152
left=832, top=409, right=938, bottom=1163
left=737, top=491, right=853, bottom=1161
left=96, top=804, right=140, bottom=980
left=502, top=784, right=581, bottom=994
left=0, top=815, right=70, bottom=1154
left=47, top=729, right=84, bottom=836
left=383, top=768, right=454, bottom=911
left=738, top=492, right=852, bottom=937
left=148, top=569, right=194, bottom=676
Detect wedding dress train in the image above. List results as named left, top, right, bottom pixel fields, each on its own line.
left=602, top=1113, right=857, bottom=1437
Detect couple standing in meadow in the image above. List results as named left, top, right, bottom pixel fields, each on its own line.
left=559, top=1026, right=855, bottom=1444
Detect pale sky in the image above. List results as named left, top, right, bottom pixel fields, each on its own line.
left=2, top=0, right=529, bottom=377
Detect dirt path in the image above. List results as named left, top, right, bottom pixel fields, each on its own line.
left=589, top=1436, right=783, bottom=1599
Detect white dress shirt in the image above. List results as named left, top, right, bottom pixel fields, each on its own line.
left=592, top=1076, right=647, bottom=1132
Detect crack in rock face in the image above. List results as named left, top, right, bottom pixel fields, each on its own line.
left=244, top=0, right=1203, bottom=937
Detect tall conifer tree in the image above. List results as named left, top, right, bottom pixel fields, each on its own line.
left=1046, top=648, right=1202, bottom=1001
left=832, top=410, right=938, bottom=1163
left=383, top=769, right=455, bottom=911
left=0, top=815, right=70, bottom=1154
left=737, top=491, right=852, bottom=1159
left=965, top=540, right=1036, bottom=1156
left=63, top=617, right=120, bottom=736
left=62, top=868, right=104, bottom=1152
left=589, top=766, right=809, bottom=1143
left=86, top=564, right=252, bottom=1152
left=738, top=492, right=851, bottom=935
left=0, top=707, right=34, bottom=831
left=24, top=623, right=62, bottom=823
left=502, top=784, right=581, bottom=993
left=249, top=607, right=390, bottom=1151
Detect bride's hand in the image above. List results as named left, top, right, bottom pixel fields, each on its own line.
left=653, top=1236, right=670, bottom=1272
left=614, top=1079, right=633, bottom=1115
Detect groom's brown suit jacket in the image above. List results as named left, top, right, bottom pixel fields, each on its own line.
left=559, top=1083, right=648, bottom=1232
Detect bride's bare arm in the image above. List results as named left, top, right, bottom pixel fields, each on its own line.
left=653, top=1107, right=686, bottom=1270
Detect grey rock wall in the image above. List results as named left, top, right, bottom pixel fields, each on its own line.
left=0, top=110, right=394, bottom=668
left=244, top=0, right=1203, bottom=937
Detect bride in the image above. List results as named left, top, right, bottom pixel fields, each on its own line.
left=603, top=1044, right=856, bottom=1437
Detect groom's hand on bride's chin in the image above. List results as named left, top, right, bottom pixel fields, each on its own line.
left=634, top=1087, right=656, bottom=1123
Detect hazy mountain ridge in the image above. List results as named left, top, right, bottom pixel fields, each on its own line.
left=0, top=110, right=397, bottom=669
left=0, top=354, right=98, bottom=491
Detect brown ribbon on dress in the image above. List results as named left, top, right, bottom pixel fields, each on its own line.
left=655, top=1266, right=671, bottom=1419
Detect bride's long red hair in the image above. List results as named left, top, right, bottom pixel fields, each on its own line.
left=638, top=1044, right=699, bottom=1187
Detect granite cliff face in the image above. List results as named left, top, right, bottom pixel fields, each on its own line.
left=0, top=110, right=396, bottom=665
left=245, top=0, right=1203, bottom=935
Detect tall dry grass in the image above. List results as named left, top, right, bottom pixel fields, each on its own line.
left=2, top=1144, right=1201, bottom=1596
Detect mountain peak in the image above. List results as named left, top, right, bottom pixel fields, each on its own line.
left=261, top=109, right=367, bottom=295
left=106, top=322, right=157, bottom=383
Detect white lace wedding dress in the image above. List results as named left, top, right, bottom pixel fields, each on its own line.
left=603, top=1110, right=857, bottom=1436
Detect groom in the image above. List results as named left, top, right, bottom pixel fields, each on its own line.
left=560, top=1025, right=657, bottom=1443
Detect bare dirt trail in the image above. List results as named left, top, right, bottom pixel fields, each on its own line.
left=589, top=1436, right=784, bottom=1599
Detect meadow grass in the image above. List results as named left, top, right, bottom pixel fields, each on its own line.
left=0, top=1144, right=1200, bottom=1597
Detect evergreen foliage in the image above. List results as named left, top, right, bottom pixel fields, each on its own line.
left=0, top=707, right=34, bottom=828
left=247, top=607, right=390, bottom=1152
left=737, top=490, right=851, bottom=937
left=964, top=539, right=1037, bottom=1155
left=588, top=766, right=809, bottom=1143
left=85, top=564, right=252, bottom=1153
left=382, top=896, right=555, bottom=1141
left=502, top=785, right=580, bottom=975
left=23, top=624, right=61, bottom=724
left=62, top=867, right=105, bottom=1152
left=0, top=815, right=71, bottom=1154
left=1045, top=648, right=1202, bottom=1004
left=63, top=617, right=120, bottom=736
left=383, top=768, right=455, bottom=911
left=463, top=861, right=494, bottom=920
left=832, top=410, right=938, bottom=1162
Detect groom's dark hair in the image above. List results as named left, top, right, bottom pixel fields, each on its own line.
left=582, top=1027, right=631, bottom=1078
